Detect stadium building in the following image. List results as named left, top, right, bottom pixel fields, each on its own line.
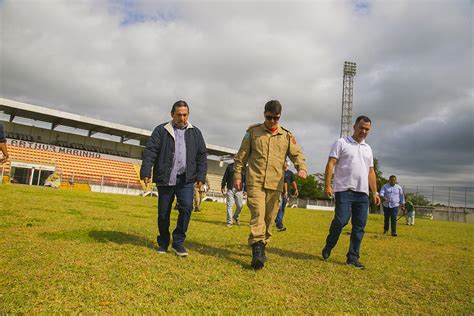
left=0, top=98, right=235, bottom=197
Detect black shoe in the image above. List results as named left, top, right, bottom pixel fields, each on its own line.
left=322, top=246, right=331, bottom=260
left=157, top=245, right=168, bottom=254
left=172, top=244, right=189, bottom=257
left=276, top=226, right=287, bottom=232
left=347, top=259, right=365, bottom=270
left=194, top=208, right=201, bottom=212
left=392, top=233, right=398, bottom=237
left=251, top=241, right=265, bottom=270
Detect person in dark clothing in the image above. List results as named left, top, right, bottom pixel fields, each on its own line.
left=221, top=158, right=246, bottom=227
left=0, top=124, right=8, bottom=164
left=140, top=100, right=207, bottom=257
left=275, top=161, right=299, bottom=231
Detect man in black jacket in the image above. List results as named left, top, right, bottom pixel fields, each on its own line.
left=140, top=100, right=207, bottom=257
left=221, top=157, right=246, bottom=227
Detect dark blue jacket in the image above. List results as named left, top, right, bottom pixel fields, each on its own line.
left=0, top=124, right=6, bottom=143
left=221, top=163, right=246, bottom=191
left=140, top=122, right=207, bottom=186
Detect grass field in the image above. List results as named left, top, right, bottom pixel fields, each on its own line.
left=1, top=184, right=473, bottom=313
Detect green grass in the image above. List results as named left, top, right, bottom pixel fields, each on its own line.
left=1, top=184, right=472, bottom=313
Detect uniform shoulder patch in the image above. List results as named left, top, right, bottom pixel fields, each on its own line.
left=247, top=123, right=261, bottom=131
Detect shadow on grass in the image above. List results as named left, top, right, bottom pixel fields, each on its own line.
left=89, top=230, right=156, bottom=250
left=185, top=240, right=252, bottom=269
left=191, top=217, right=232, bottom=226
left=266, top=247, right=319, bottom=260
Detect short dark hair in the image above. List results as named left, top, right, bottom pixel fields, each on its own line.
left=389, top=175, right=397, bottom=179
left=355, top=115, right=371, bottom=124
left=264, top=100, right=282, bottom=114
left=171, top=100, right=189, bottom=114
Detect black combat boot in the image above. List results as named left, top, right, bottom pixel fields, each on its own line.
left=251, top=241, right=265, bottom=270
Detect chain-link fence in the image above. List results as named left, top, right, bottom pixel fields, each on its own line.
left=402, top=185, right=474, bottom=208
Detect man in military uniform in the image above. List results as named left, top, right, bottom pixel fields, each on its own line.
left=233, top=100, right=307, bottom=269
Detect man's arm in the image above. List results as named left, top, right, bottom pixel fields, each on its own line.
left=287, top=133, right=307, bottom=179
left=324, top=157, right=337, bottom=198
left=233, top=130, right=251, bottom=190
left=369, top=167, right=380, bottom=205
left=291, top=181, right=298, bottom=197
left=221, top=165, right=229, bottom=193
left=140, top=127, right=162, bottom=186
left=379, top=184, right=387, bottom=203
left=283, top=182, right=289, bottom=198
left=195, top=129, right=208, bottom=185
left=0, top=143, right=8, bottom=164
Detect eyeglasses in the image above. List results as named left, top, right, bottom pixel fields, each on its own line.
left=265, top=115, right=280, bottom=121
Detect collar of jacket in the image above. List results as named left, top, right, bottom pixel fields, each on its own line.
left=164, top=121, right=194, bottom=140
left=261, top=123, right=284, bottom=135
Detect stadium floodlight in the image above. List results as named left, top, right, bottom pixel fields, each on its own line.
left=340, top=61, right=357, bottom=138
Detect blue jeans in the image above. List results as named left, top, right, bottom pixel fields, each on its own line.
left=157, top=174, right=194, bottom=248
left=325, top=190, right=369, bottom=262
left=383, top=206, right=399, bottom=234
left=275, top=194, right=287, bottom=228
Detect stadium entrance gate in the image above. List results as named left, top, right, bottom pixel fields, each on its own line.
left=9, top=161, right=55, bottom=186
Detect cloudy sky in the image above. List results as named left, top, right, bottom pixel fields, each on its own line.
left=1, top=0, right=472, bottom=186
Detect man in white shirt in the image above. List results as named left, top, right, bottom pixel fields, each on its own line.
left=380, top=175, right=405, bottom=236
left=322, top=116, right=381, bottom=269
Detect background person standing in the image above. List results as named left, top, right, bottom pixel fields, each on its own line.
left=380, top=175, right=405, bottom=236
left=234, top=100, right=307, bottom=270
left=140, top=100, right=207, bottom=257
left=194, top=175, right=210, bottom=212
left=0, top=123, right=9, bottom=164
left=221, top=158, right=246, bottom=227
left=322, top=116, right=380, bottom=270
left=275, top=161, right=299, bottom=232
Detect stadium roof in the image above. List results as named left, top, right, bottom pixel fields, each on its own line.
left=0, top=98, right=236, bottom=156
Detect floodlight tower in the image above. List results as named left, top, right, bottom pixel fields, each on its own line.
left=340, top=61, right=357, bottom=138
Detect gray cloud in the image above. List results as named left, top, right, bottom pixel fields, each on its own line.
left=0, top=0, right=472, bottom=186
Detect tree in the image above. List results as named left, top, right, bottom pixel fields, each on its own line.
left=405, top=192, right=431, bottom=206
left=370, top=157, right=388, bottom=212
left=295, top=173, right=324, bottom=200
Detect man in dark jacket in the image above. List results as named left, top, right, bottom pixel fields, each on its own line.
left=140, top=100, right=207, bottom=257
left=221, top=157, right=246, bottom=227
left=0, top=124, right=8, bottom=164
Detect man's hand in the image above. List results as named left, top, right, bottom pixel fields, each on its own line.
left=294, top=189, right=299, bottom=197
left=297, top=169, right=307, bottom=179
left=233, top=179, right=242, bottom=191
left=142, top=177, right=150, bottom=187
left=221, top=188, right=226, bottom=195
left=324, top=185, right=333, bottom=199
left=195, top=180, right=203, bottom=188
left=373, top=193, right=381, bottom=205
left=283, top=192, right=289, bottom=199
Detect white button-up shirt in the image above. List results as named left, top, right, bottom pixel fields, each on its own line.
left=380, top=183, right=405, bottom=208
left=329, top=136, right=374, bottom=195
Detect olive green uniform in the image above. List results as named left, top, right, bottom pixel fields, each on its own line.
left=194, top=175, right=209, bottom=211
left=234, top=123, right=307, bottom=245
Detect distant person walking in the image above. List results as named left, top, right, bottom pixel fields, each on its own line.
left=322, top=116, right=380, bottom=269
left=221, top=158, right=246, bottom=227
left=275, top=161, right=299, bottom=232
left=140, top=100, right=207, bottom=257
left=234, top=100, right=307, bottom=269
left=0, top=123, right=9, bottom=164
left=193, top=175, right=210, bottom=212
left=380, top=175, right=405, bottom=236
left=404, top=199, right=415, bottom=225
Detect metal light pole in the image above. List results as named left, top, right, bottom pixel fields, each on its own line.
left=340, top=61, right=357, bottom=138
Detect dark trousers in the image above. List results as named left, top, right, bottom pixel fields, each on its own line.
left=275, top=195, right=288, bottom=228
left=157, top=174, right=194, bottom=248
left=325, top=190, right=369, bottom=262
left=383, top=206, right=399, bottom=234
